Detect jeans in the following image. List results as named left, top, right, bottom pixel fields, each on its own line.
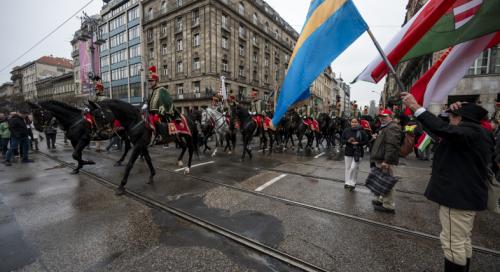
left=5, top=136, right=29, bottom=162
left=106, top=135, right=122, bottom=151
left=46, top=133, right=56, bottom=149
left=0, top=138, right=9, bottom=157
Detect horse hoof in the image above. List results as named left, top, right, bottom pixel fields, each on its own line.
left=114, top=161, right=122, bottom=167
left=184, top=168, right=190, bottom=175
left=86, top=161, right=95, bottom=165
left=211, top=152, right=216, bottom=157
left=147, top=177, right=154, bottom=184
left=71, top=169, right=79, bottom=175
left=115, top=187, right=126, bottom=196
left=177, top=161, right=184, bottom=167
left=228, top=151, right=232, bottom=155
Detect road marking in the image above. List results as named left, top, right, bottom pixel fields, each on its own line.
left=175, top=161, right=215, bottom=172
left=314, top=152, right=325, bottom=159
left=255, top=174, right=287, bottom=192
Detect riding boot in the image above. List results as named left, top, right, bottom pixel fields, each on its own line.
left=155, top=122, right=169, bottom=143
left=465, top=258, right=470, bottom=272
left=444, top=259, right=466, bottom=272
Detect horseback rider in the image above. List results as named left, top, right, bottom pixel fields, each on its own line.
left=144, top=65, right=180, bottom=141
left=94, top=80, right=106, bottom=102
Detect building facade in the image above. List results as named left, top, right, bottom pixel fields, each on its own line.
left=0, top=82, right=15, bottom=100
left=333, top=75, right=351, bottom=117
left=308, top=67, right=335, bottom=115
left=36, top=73, right=78, bottom=105
left=384, top=0, right=500, bottom=118
left=10, top=56, right=73, bottom=101
left=141, top=0, right=299, bottom=114
left=99, top=0, right=144, bottom=105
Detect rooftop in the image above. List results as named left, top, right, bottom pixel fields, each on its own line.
left=36, top=56, right=73, bottom=69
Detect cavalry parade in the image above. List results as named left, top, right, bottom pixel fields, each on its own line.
left=1, top=0, right=499, bottom=271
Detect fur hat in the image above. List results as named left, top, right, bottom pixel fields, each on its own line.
left=148, top=66, right=159, bottom=81
left=448, top=103, right=488, bottom=124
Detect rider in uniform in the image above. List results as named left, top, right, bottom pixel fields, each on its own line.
left=144, top=66, right=180, bottom=141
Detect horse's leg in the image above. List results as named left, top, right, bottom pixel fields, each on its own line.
left=268, top=131, right=274, bottom=154
left=184, top=136, right=194, bottom=175
left=211, top=132, right=218, bottom=157
left=142, top=148, right=155, bottom=184
left=115, top=138, right=131, bottom=166
left=240, top=133, right=246, bottom=161
left=71, top=140, right=92, bottom=174
left=177, top=138, right=187, bottom=167
left=116, top=146, right=142, bottom=195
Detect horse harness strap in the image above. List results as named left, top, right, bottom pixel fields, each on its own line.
left=131, top=120, right=145, bottom=132
left=68, top=118, right=84, bottom=131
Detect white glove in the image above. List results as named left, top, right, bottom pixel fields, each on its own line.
left=141, top=104, right=148, bottom=110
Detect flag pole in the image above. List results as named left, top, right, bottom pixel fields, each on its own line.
left=366, top=27, right=406, bottom=94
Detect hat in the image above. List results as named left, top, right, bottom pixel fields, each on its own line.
left=448, top=103, right=488, bottom=123
left=378, top=109, right=393, bottom=117
left=148, top=66, right=159, bottom=81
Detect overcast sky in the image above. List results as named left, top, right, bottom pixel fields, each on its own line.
left=0, top=0, right=407, bottom=106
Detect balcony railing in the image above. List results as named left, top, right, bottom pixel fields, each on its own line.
left=174, top=92, right=211, bottom=100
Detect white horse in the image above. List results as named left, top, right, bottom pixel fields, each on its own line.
left=201, top=108, right=235, bottom=157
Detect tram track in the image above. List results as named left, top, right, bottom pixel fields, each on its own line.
left=37, top=151, right=328, bottom=272
left=39, top=150, right=500, bottom=259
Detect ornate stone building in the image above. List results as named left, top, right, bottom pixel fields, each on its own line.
left=141, top=0, right=299, bottom=114
left=36, top=73, right=78, bottom=105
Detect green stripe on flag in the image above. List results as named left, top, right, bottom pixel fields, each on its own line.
left=418, top=134, right=432, bottom=153
left=403, top=0, right=500, bottom=61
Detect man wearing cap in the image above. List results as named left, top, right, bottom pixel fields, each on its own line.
left=370, top=107, right=401, bottom=213
left=402, top=92, right=493, bottom=272
left=145, top=66, right=178, bottom=141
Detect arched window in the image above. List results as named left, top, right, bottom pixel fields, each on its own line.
left=239, top=2, right=245, bottom=15
left=161, top=1, right=167, bottom=13
left=148, top=8, right=153, bottom=20
left=253, top=13, right=258, bottom=24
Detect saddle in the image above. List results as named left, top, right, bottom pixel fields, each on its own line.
left=84, top=113, right=95, bottom=128
left=303, top=118, right=319, bottom=132
left=252, top=115, right=263, bottom=127
left=145, top=113, right=191, bottom=137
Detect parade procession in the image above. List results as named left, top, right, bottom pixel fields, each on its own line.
left=1, top=0, right=500, bottom=271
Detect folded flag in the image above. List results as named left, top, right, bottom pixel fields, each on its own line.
left=416, top=132, right=433, bottom=153
left=272, top=0, right=367, bottom=126
left=355, top=0, right=456, bottom=83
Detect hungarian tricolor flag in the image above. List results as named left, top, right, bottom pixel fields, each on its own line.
left=405, top=31, right=500, bottom=115
left=357, top=0, right=500, bottom=84
left=416, top=133, right=433, bottom=153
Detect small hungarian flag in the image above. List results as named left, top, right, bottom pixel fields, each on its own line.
left=404, top=0, right=500, bottom=61
left=416, top=133, right=433, bottom=153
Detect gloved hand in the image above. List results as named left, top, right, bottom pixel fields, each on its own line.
left=141, top=104, right=148, bottom=111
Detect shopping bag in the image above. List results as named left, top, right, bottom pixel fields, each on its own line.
left=365, top=167, right=398, bottom=196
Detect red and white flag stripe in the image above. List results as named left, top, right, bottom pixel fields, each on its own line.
left=453, top=0, right=482, bottom=29
left=409, top=31, right=500, bottom=109
left=356, top=0, right=456, bottom=84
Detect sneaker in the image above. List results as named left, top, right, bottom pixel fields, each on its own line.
left=374, top=205, right=395, bottom=214
left=371, top=199, right=383, bottom=206
left=348, top=186, right=356, bottom=192
left=21, top=159, right=35, bottom=163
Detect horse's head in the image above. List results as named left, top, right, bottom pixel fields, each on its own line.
left=28, top=101, right=52, bottom=132
left=88, top=100, right=116, bottom=136
left=201, top=109, right=210, bottom=127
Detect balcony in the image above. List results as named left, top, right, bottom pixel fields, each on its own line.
left=174, top=92, right=211, bottom=101
left=71, top=49, right=79, bottom=57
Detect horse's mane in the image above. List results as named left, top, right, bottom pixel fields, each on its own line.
left=98, top=99, right=140, bottom=122
left=40, top=100, right=81, bottom=114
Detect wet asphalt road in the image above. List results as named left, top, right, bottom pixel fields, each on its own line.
left=1, top=135, right=499, bottom=272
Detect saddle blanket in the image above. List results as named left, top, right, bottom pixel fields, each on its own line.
left=168, top=115, right=192, bottom=136
left=303, top=119, right=319, bottom=132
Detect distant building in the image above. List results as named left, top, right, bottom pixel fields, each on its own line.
left=141, top=0, right=299, bottom=113
left=36, top=73, right=78, bottom=105
left=10, top=56, right=73, bottom=101
left=0, top=82, right=15, bottom=100
left=333, top=75, right=351, bottom=117
left=98, top=0, right=143, bottom=105
left=309, top=67, right=335, bottom=115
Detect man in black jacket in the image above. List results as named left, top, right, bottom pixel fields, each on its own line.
left=4, top=112, right=33, bottom=166
left=402, top=93, right=493, bottom=272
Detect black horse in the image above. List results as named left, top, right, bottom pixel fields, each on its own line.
left=29, top=101, right=131, bottom=173
left=316, top=113, right=332, bottom=149
left=88, top=100, right=155, bottom=195
left=283, top=111, right=313, bottom=152
left=231, top=104, right=256, bottom=161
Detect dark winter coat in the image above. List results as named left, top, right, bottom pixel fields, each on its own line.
left=417, top=111, right=493, bottom=211
left=341, top=126, right=369, bottom=157
left=8, top=115, right=29, bottom=139
left=370, top=121, right=401, bottom=165
left=495, top=129, right=500, bottom=181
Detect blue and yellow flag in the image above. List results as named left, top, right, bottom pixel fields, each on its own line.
left=272, top=0, right=367, bottom=126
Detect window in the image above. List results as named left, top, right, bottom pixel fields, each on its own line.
left=129, top=25, right=140, bottom=40
left=147, top=29, right=153, bottom=40
left=239, top=65, right=245, bottom=77
left=193, top=81, right=200, bottom=93
left=239, top=2, right=245, bottom=15
left=222, top=14, right=228, bottom=29
left=102, top=72, right=110, bottom=83
left=253, top=13, right=258, bottom=24
left=222, top=59, right=228, bottom=72
left=161, top=1, right=167, bottom=13
left=176, top=0, right=183, bottom=7
left=469, top=49, right=491, bottom=75
left=177, top=61, right=183, bottom=73
left=147, top=8, right=153, bottom=20
left=176, top=38, right=183, bottom=51
left=162, top=43, right=168, bottom=55
left=265, top=22, right=269, bottom=33
left=110, top=49, right=127, bottom=64
left=101, top=56, right=109, bottom=67
left=110, top=31, right=126, bottom=48
left=193, top=33, right=200, bottom=47
left=176, top=17, right=183, bottom=32
left=149, top=47, right=154, bottom=59
left=264, top=55, right=269, bottom=67
left=253, top=52, right=258, bottom=64
left=100, top=41, right=108, bottom=52
left=176, top=84, right=184, bottom=95
left=160, top=23, right=167, bottom=36
left=239, top=44, right=245, bottom=57
left=275, top=69, right=280, bottom=81
left=129, top=63, right=141, bottom=77
left=163, top=65, right=169, bottom=76
left=492, top=45, right=500, bottom=73
left=252, top=34, right=257, bottom=46
left=109, top=14, right=125, bottom=31
left=222, top=36, right=228, bottom=49
left=128, top=7, right=139, bottom=21
left=264, top=74, right=269, bottom=84
left=193, top=57, right=200, bottom=70
left=253, top=70, right=258, bottom=81
left=129, top=44, right=141, bottom=58
left=111, top=67, right=128, bottom=80
left=192, top=9, right=200, bottom=26
left=239, top=24, right=246, bottom=38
